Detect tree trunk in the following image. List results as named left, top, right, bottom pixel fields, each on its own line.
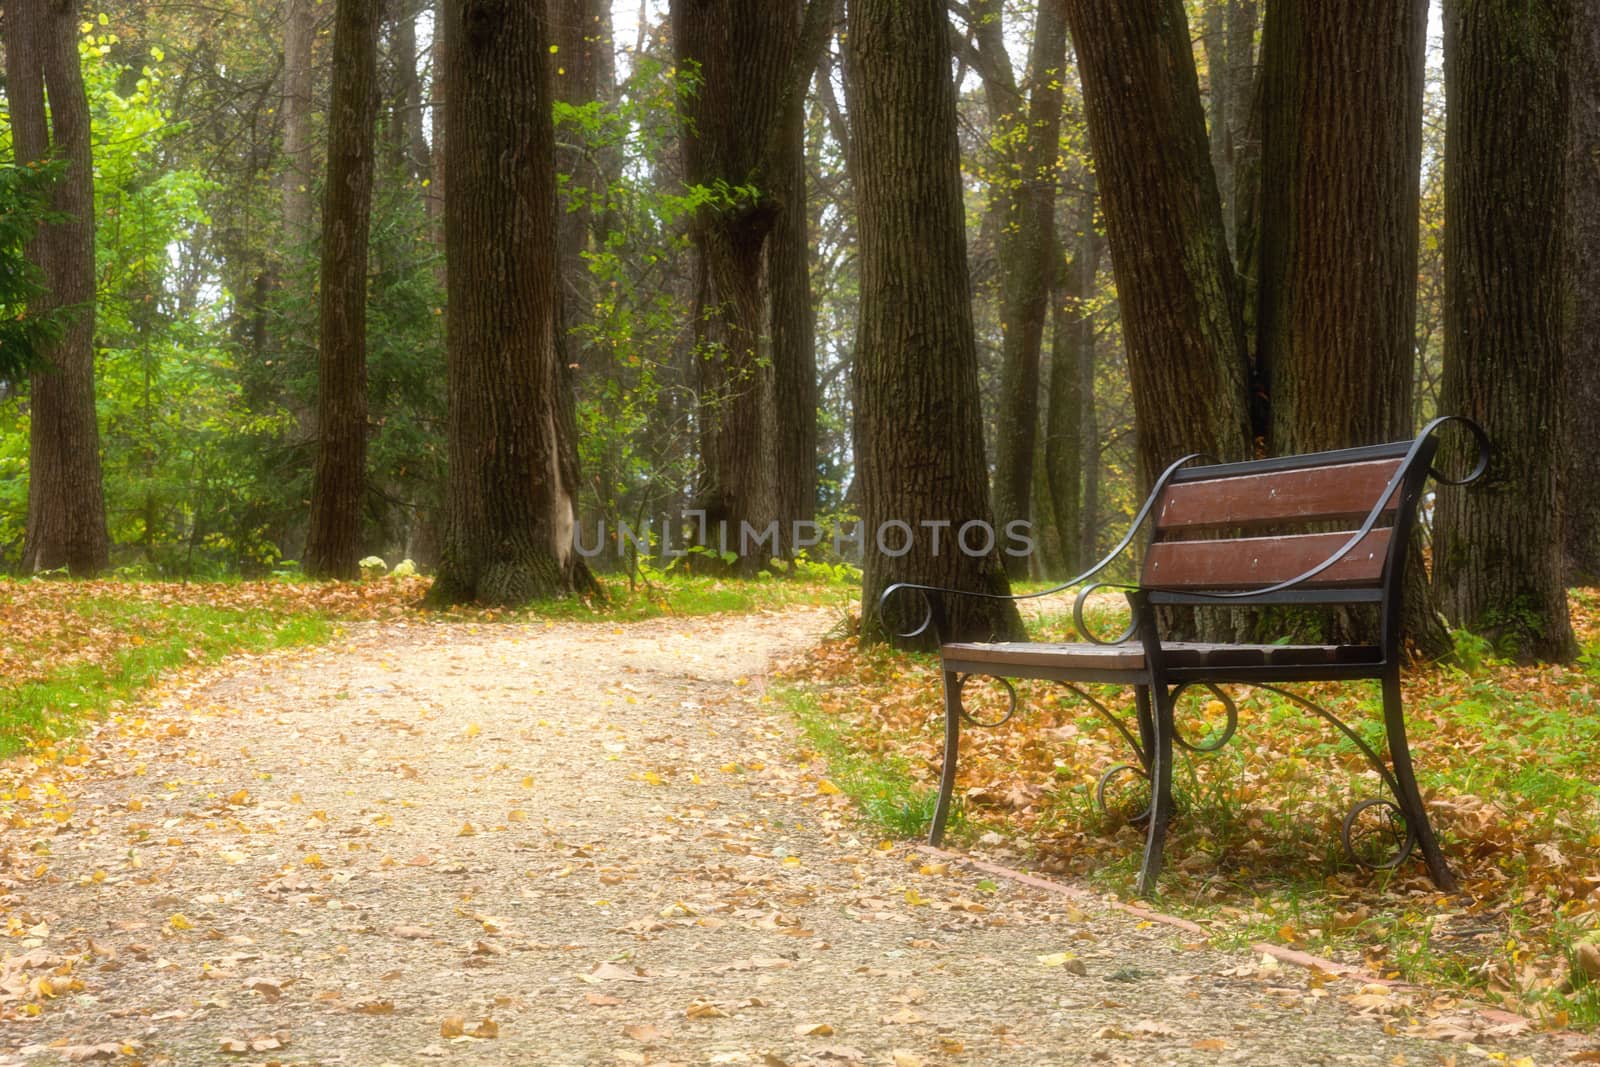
left=304, top=0, right=381, bottom=580
left=990, top=0, right=1068, bottom=579
left=281, top=0, right=317, bottom=243
left=1062, top=0, right=1253, bottom=487
left=672, top=0, right=824, bottom=569
left=384, top=0, right=429, bottom=179
left=846, top=0, right=1022, bottom=647
left=1202, top=0, right=1258, bottom=258
left=5, top=0, right=110, bottom=576
left=1044, top=207, right=1101, bottom=578
left=1566, top=3, right=1600, bottom=584
left=427, top=0, right=448, bottom=246
left=425, top=0, right=594, bottom=606
left=1258, top=0, right=1427, bottom=455
left=1254, top=0, right=1449, bottom=656
left=1435, top=0, right=1576, bottom=662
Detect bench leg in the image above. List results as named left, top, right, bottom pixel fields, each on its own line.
left=1381, top=670, right=1457, bottom=892
left=929, top=669, right=962, bottom=847
left=1134, top=686, right=1156, bottom=776
left=1136, top=682, right=1177, bottom=898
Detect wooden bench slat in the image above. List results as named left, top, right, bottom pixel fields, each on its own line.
left=1142, top=528, right=1391, bottom=589
left=1155, top=458, right=1403, bottom=530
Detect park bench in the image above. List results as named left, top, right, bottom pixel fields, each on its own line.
left=878, top=416, right=1489, bottom=896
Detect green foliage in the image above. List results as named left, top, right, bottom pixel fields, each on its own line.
left=0, top=161, right=67, bottom=381
left=554, top=54, right=771, bottom=569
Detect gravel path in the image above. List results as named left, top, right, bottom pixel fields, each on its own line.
left=1, top=609, right=1591, bottom=1066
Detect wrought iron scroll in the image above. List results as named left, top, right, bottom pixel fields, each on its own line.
left=1253, top=683, right=1417, bottom=869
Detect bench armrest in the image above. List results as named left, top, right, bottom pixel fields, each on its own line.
left=876, top=451, right=1213, bottom=643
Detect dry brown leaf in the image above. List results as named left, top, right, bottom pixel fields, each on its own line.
left=440, top=1015, right=466, bottom=1038
left=685, top=999, right=727, bottom=1019
left=244, top=978, right=281, bottom=1000
left=794, top=1022, right=835, bottom=1037
left=1192, top=1038, right=1233, bottom=1051
left=352, top=999, right=394, bottom=1015
left=468, top=1019, right=498, bottom=1039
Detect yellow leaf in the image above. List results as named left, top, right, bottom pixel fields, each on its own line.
left=227, top=789, right=249, bottom=805
left=168, top=913, right=194, bottom=931
left=464, top=723, right=481, bottom=738
left=508, top=809, right=527, bottom=822
left=440, top=1015, right=466, bottom=1038
left=302, top=853, right=324, bottom=868
left=904, top=889, right=930, bottom=907
left=816, top=779, right=842, bottom=796
left=458, top=821, right=477, bottom=836
left=521, top=776, right=534, bottom=789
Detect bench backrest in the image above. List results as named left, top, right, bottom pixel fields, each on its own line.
left=1138, top=440, right=1434, bottom=604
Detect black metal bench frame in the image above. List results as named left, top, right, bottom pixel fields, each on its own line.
left=879, top=416, right=1489, bottom=896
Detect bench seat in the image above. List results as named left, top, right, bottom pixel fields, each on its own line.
left=942, top=641, right=1383, bottom=673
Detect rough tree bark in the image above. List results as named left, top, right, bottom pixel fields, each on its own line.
left=304, top=0, right=381, bottom=579
left=5, top=0, right=111, bottom=576
left=425, top=0, right=594, bottom=605
left=671, top=0, right=826, bottom=569
left=1435, top=0, right=1577, bottom=662
left=1565, top=4, right=1600, bottom=584
left=1257, top=0, right=1427, bottom=455
left=1062, top=0, right=1252, bottom=485
left=1254, top=0, right=1448, bottom=655
left=988, top=0, right=1068, bottom=579
left=846, top=0, right=1022, bottom=647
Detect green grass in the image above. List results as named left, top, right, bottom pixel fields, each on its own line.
left=479, top=570, right=859, bottom=624
left=0, top=601, right=332, bottom=758
left=781, top=684, right=943, bottom=838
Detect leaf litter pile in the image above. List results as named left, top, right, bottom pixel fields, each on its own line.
left=1, top=602, right=1585, bottom=1064
left=778, top=593, right=1600, bottom=1033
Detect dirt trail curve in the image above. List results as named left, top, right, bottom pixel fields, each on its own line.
left=0, top=609, right=1589, bottom=1066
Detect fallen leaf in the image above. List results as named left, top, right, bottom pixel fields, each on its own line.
left=59, top=1045, right=122, bottom=1062
left=1037, top=952, right=1087, bottom=975
left=795, top=1022, right=835, bottom=1037
left=891, top=1052, right=925, bottom=1067
left=686, top=999, right=727, bottom=1019
left=468, top=1019, right=498, bottom=1039
left=440, top=1015, right=466, bottom=1038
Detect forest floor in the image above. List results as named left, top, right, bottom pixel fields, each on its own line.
left=2, top=606, right=1595, bottom=1065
